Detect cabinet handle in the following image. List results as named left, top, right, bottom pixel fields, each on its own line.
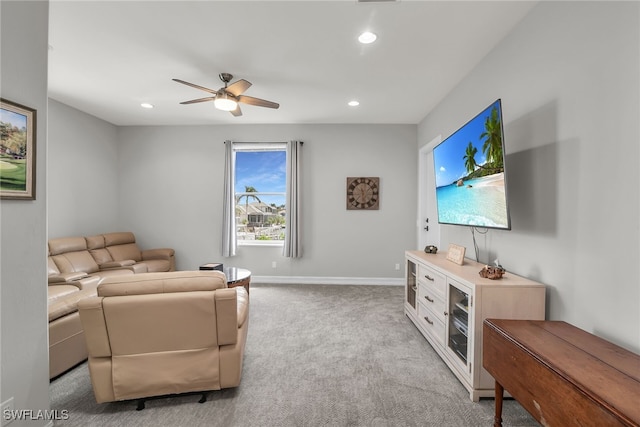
left=444, top=312, right=449, bottom=316
left=424, top=295, right=434, bottom=303
left=424, top=316, right=434, bottom=325
left=425, top=275, right=434, bottom=281
left=411, top=286, right=417, bottom=292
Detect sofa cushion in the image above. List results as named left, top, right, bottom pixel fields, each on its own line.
left=87, top=235, right=113, bottom=265
left=107, top=243, right=142, bottom=262
left=48, top=286, right=97, bottom=322
left=48, top=257, right=61, bottom=275
left=93, top=269, right=136, bottom=279
left=139, top=259, right=170, bottom=273
left=85, top=235, right=105, bottom=250
left=102, top=232, right=143, bottom=262
left=52, top=251, right=100, bottom=274
left=48, top=284, right=80, bottom=302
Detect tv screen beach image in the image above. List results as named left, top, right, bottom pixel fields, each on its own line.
left=433, top=100, right=510, bottom=229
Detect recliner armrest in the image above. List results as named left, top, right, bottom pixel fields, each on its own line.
left=141, top=248, right=175, bottom=260
left=78, top=297, right=112, bottom=358
left=236, top=287, right=249, bottom=328
left=215, top=288, right=238, bottom=346
left=48, top=271, right=89, bottom=284
left=99, top=260, right=136, bottom=269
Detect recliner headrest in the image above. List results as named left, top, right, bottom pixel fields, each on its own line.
left=48, top=237, right=88, bottom=255
left=103, top=232, right=136, bottom=246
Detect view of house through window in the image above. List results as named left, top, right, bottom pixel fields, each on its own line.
left=235, top=148, right=286, bottom=243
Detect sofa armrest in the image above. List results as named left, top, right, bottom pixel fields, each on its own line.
left=215, top=288, right=238, bottom=346
left=141, top=248, right=175, bottom=261
left=99, top=260, right=136, bottom=269
left=236, top=287, right=249, bottom=328
left=78, top=297, right=112, bottom=357
left=76, top=275, right=101, bottom=291
left=48, top=271, right=89, bottom=284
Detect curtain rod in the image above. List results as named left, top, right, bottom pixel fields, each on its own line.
left=224, top=141, right=304, bottom=145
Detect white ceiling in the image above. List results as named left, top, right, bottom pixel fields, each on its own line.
left=48, top=1, right=537, bottom=126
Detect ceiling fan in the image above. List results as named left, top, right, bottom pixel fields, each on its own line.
left=172, top=73, right=279, bottom=117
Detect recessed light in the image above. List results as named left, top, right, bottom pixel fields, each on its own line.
left=358, top=31, right=377, bottom=44
left=348, top=100, right=360, bottom=107
left=140, top=103, right=154, bottom=109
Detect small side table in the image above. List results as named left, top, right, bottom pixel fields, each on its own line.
left=223, top=267, right=251, bottom=295
left=199, top=263, right=223, bottom=271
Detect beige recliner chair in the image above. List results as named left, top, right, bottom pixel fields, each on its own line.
left=78, top=271, right=249, bottom=407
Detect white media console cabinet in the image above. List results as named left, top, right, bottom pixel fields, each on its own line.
left=404, top=250, right=546, bottom=401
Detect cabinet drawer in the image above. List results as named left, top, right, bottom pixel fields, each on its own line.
left=417, top=264, right=446, bottom=300
left=417, top=282, right=445, bottom=321
left=417, top=300, right=445, bottom=348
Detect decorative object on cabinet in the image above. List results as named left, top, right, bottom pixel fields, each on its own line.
left=479, top=265, right=505, bottom=280
left=346, top=177, right=379, bottom=210
left=404, top=250, right=545, bottom=401
left=424, top=245, right=438, bottom=254
left=446, top=243, right=466, bottom=265
left=0, top=98, right=36, bottom=200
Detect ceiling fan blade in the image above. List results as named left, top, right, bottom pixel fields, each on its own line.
left=226, top=79, right=252, bottom=97
left=180, top=96, right=217, bottom=105
left=230, top=105, right=243, bottom=117
left=172, top=78, right=218, bottom=95
left=237, top=95, right=280, bottom=109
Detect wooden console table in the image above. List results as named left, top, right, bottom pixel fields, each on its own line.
left=483, top=319, right=640, bottom=427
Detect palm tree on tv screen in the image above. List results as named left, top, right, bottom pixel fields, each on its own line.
left=480, top=106, right=504, bottom=171
left=463, top=142, right=478, bottom=175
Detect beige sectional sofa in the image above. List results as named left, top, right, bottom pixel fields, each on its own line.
left=48, top=231, right=175, bottom=378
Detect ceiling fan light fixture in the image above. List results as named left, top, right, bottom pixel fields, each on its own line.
left=358, top=31, right=377, bottom=44
left=214, top=91, right=238, bottom=111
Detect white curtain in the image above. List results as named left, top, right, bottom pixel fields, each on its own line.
left=283, top=140, right=302, bottom=258
left=221, top=140, right=237, bottom=257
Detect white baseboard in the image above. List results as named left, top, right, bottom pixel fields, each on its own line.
left=251, top=275, right=403, bottom=286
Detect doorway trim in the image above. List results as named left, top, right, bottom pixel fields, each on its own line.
left=417, top=135, right=441, bottom=250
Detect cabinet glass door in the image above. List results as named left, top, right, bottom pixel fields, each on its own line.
left=448, top=284, right=469, bottom=366
left=406, top=260, right=417, bottom=309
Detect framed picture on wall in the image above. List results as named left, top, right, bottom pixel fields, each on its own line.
left=1, top=98, right=36, bottom=200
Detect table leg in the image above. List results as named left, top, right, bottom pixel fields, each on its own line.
left=494, top=381, right=504, bottom=427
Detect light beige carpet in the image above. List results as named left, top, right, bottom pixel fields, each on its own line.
left=50, top=283, right=538, bottom=426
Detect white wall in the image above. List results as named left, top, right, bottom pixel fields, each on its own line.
left=0, top=0, right=50, bottom=423
left=116, top=124, right=417, bottom=280
left=418, top=1, right=639, bottom=351
left=48, top=100, right=120, bottom=238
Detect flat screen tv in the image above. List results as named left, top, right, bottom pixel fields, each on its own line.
left=433, top=99, right=511, bottom=230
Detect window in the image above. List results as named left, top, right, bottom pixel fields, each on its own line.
left=234, top=144, right=286, bottom=245
left=222, top=140, right=301, bottom=258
